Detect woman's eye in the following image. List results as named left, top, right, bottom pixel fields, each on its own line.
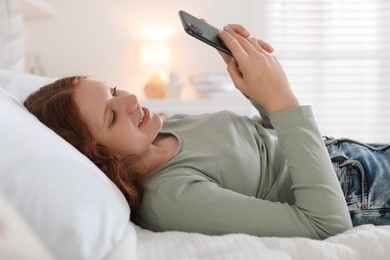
left=111, top=86, right=117, bottom=96
left=110, top=109, right=117, bottom=126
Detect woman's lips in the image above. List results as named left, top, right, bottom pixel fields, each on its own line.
left=138, top=106, right=150, bottom=127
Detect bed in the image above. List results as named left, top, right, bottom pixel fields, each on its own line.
left=1, top=1, right=390, bottom=260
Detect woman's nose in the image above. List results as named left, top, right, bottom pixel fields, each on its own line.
left=122, top=94, right=138, bottom=114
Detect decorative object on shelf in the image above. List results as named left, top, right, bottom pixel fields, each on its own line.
left=143, top=72, right=166, bottom=99
left=165, top=70, right=183, bottom=99
left=190, top=73, right=238, bottom=97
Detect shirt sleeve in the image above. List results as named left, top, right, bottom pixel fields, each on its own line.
left=241, top=93, right=273, bottom=129
left=249, top=99, right=273, bottom=129
left=145, top=106, right=353, bottom=239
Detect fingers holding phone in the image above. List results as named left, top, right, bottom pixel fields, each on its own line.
left=217, top=24, right=274, bottom=64
left=179, top=10, right=273, bottom=60
left=257, top=39, right=274, bottom=53
left=217, top=24, right=250, bottom=64
left=218, top=25, right=299, bottom=114
left=219, top=24, right=273, bottom=53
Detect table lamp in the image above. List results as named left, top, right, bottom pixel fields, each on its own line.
left=139, top=41, right=171, bottom=98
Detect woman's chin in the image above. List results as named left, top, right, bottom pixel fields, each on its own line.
left=149, top=111, right=164, bottom=131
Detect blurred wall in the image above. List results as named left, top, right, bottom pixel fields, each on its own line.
left=24, top=0, right=266, bottom=96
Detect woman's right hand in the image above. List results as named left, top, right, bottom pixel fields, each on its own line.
left=217, top=24, right=273, bottom=63
left=218, top=25, right=299, bottom=114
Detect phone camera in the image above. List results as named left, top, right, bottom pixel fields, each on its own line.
left=189, top=23, right=202, bottom=36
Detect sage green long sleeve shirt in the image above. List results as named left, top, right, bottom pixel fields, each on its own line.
left=134, top=102, right=353, bottom=239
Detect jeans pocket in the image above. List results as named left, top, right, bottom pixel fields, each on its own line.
left=331, top=155, right=368, bottom=211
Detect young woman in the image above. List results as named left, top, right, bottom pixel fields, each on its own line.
left=24, top=24, right=389, bottom=239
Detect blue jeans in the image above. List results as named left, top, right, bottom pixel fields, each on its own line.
left=324, top=137, right=390, bottom=226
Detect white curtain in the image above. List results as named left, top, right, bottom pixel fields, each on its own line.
left=258, top=0, right=390, bottom=142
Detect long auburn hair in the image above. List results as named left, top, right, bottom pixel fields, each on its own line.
left=23, top=76, right=144, bottom=210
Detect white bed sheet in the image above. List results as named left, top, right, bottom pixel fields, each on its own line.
left=107, top=223, right=390, bottom=260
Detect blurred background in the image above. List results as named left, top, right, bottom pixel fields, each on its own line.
left=23, top=0, right=260, bottom=95
left=19, top=0, right=390, bottom=141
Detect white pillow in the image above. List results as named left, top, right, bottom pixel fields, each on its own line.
left=0, top=69, right=53, bottom=101
left=0, top=192, right=54, bottom=260
left=0, top=71, right=136, bottom=260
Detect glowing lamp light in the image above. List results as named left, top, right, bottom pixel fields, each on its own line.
left=141, top=25, right=172, bottom=41
left=139, top=42, right=171, bottom=99
left=138, top=25, right=172, bottom=99
left=139, top=42, right=171, bottom=72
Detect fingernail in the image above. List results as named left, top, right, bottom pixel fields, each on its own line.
left=223, top=25, right=230, bottom=31
left=243, top=29, right=249, bottom=36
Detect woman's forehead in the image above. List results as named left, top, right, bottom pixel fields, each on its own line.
left=74, top=79, right=110, bottom=124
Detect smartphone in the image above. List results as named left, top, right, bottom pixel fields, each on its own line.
left=178, top=10, right=232, bottom=57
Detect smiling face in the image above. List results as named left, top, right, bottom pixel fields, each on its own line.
left=73, top=78, right=163, bottom=158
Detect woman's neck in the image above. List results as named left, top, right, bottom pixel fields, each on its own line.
left=141, top=133, right=179, bottom=177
